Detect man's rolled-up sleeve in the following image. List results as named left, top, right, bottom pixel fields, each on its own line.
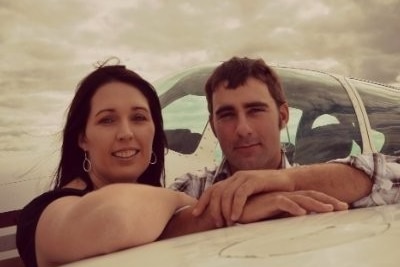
left=330, top=153, right=400, bottom=207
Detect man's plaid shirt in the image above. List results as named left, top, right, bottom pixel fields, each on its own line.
left=169, top=152, right=400, bottom=207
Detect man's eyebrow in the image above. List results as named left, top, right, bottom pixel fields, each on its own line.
left=215, top=101, right=270, bottom=116
left=215, top=105, right=234, bottom=116
left=244, top=101, right=269, bottom=109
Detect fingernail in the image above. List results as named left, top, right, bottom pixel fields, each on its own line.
left=326, top=204, right=334, bottom=210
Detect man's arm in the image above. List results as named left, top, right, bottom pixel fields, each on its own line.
left=331, top=153, right=400, bottom=207
left=287, top=162, right=372, bottom=203
left=159, top=189, right=349, bottom=238
left=193, top=161, right=371, bottom=225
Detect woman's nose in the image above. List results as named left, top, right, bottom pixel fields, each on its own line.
left=117, top=121, right=134, bottom=141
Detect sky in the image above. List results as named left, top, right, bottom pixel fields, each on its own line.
left=2, top=0, right=400, bottom=85
left=1, top=0, right=399, bottom=162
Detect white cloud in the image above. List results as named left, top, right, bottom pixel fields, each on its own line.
left=223, top=18, right=242, bottom=30
left=1, top=0, right=399, bottom=88
left=284, top=58, right=342, bottom=73
left=297, top=0, right=331, bottom=20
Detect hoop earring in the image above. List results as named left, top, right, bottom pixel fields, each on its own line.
left=149, top=151, right=157, bottom=165
left=83, top=151, right=92, bottom=172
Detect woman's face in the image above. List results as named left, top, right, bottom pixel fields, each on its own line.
left=79, top=81, right=155, bottom=187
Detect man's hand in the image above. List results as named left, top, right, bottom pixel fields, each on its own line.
left=238, top=191, right=349, bottom=224
left=192, top=169, right=348, bottom=226
left=192, top=170, right=295, bottom=225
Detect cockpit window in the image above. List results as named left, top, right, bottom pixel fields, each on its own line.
left=276, top=68, right=362, bottom=164
left=162, top=95, right=208, bottom=154
left=157, top=67, right=213, bottom=154
left=350, top=79, right=400, bottom=156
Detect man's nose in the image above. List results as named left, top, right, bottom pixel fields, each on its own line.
left=235, top=115, right=252, bottom=137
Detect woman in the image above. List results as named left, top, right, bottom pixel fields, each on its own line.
left=16, top=62, right=195, bottom=267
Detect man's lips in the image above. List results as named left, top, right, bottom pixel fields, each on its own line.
left=234, top=143, right=260, bottom=150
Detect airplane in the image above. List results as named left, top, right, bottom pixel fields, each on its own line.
left=1, top=63, right=399, bottom=267
left=157, top=63, right=400, bottom=183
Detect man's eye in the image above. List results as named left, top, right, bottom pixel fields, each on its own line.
left=249, top=107, right=265, bottom=114
left=218, top=112, right=234, bottom=119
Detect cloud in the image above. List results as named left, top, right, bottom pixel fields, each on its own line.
left=1, top=0, right=399, bottom=89
left=0, top=91, right=70, bottom=138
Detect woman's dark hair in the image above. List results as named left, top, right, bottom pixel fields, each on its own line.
left=54, top=61, right=166, bottom=189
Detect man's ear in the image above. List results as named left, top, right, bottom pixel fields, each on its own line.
left=78, top=132, right=88, bottom=151
left=209, top=114, right=216, bottom=137
left=278, top=103, right=289, bottom=129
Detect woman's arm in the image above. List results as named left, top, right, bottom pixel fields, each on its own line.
left=158, top=206, right=216, bottom=239
left=35, top=184, right=195, bottom=267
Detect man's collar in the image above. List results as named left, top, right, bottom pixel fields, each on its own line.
left=213, top=149, right=293, bottom=182
left=214, top=158, right=230, bottom=183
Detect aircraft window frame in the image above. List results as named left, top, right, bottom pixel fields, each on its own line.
left=349, top=79, right=400, bottom=156
left=276, top=68, right=363, bottom=164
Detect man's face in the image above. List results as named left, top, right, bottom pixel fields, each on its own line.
left=211, top=77, right=288, bottom=173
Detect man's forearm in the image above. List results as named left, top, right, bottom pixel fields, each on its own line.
left=288, top=163, right=373, bottom=204
left=158, top=207, right=217, bottom=240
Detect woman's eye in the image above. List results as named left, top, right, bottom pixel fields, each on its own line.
left=132, top=114, right=147, bottom=121
left=99, top=117, right=114, bottom=124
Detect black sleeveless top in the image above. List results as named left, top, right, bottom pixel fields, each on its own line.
left=16, top=188, right=90, bottom=267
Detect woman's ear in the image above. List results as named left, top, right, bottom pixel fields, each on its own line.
left=78, top=133, right=88, bottom=151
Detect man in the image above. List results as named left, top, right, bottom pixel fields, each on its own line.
left=160, top=57, right=399, bottom=238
